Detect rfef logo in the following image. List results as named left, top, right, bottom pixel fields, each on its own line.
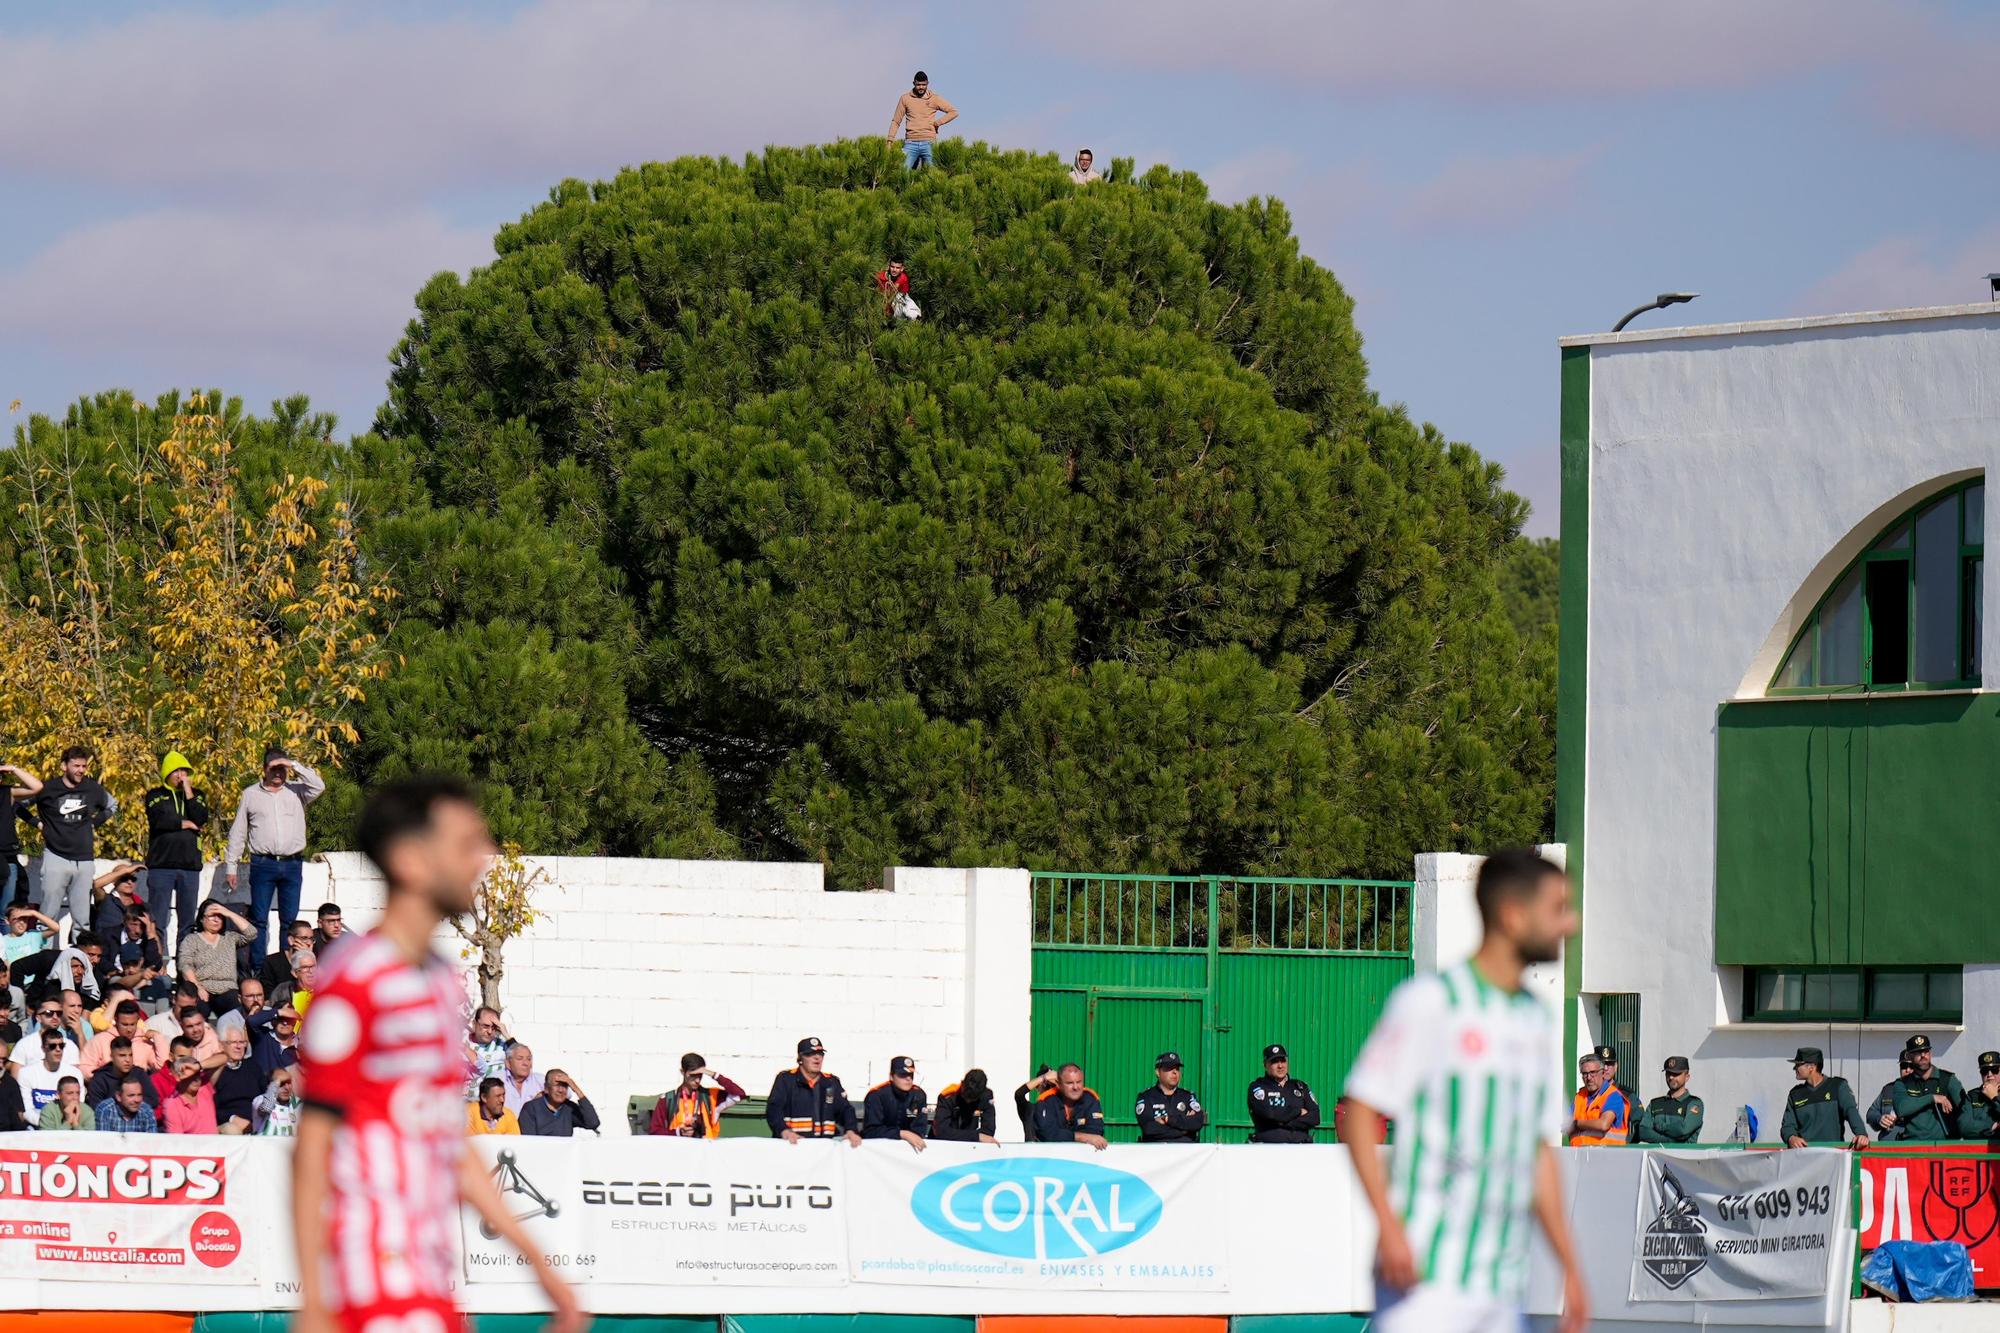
left=910, top=1157, right=1161, bottom=1260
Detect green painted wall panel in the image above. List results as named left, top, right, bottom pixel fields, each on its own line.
left=1715, top=693, right=2000, bottom=965
left=1212, top=953, right=1408, bottom=1140
left=1557, top=343, right=1590, bottom=1064
left=1230, top=1317, right=1372, bottom=1332
left=1033, top=948, right=1208, bottom=991
left=724, top=1317, right=973, bottom=1333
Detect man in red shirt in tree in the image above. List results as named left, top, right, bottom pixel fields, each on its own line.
left=291, top=776, right=585, bottom=1333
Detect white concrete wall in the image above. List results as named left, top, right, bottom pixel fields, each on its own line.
left=318, top=854, right=1035, bottom=1136
left=28, top=852, right=1033, bottom=1136
left=1575, top=307, right=2000, bottom=1134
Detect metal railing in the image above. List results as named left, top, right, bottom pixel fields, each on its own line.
left=1030, top=871, right=1412, bottom=955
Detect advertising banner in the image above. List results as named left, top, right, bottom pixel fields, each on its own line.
left=847, top=1143, right=1227, bottom=1292
left=1859, top=1146, right=2000, bottom=1288
left=0, top=1133, right=261, bottom=1284
left=459, top=1136, right=846, bottom=1287
left=1629, top=1150, right=1845, bottom=1301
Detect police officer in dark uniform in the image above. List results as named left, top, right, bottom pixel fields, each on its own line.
left=1134, top=1050, right=1205, bottom=1143
left=862, top=1055, right=930, bottom=1150
left=1876, top=1034, right=1964, bottom=1142
left=1779, top=1047, right=1869, bottom=1148
left=765, top=1036, right=861, bottom=1145
left=1247, top=1042, right=1320, bottom=1143
left=1957, top=1051, right=2000, bottom=1140
left=1029, top=1062, right=1109, bottom=1148
left=1596, top=1043, right=1636, bottom=1108
left=1632, top=1055, right=1703, bottom=1145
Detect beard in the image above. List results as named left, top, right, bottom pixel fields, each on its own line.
left=1516, top=931, right=1562, bottom=965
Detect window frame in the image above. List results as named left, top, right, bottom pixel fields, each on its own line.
left=1770, top=479, right=1984, bottom=695
left=1741, top=965, right=1964, bottom=1024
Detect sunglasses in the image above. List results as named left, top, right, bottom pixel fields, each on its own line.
left=37, top=1009, right=60, bottom=1019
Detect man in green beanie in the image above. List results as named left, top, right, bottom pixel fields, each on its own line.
left=143, top=752, right=208, bottom=942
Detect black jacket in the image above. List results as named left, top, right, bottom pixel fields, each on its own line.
left=0, top=1072, right=23, bottom=1132
left=930, top=1084, right=997, bottom=1141
left=765, top=1068, right=857, bottom=1137
left=862, top=1081, right=931, bottom=1140
left=1029, top=1088, right=1106, bottom=1143
left=143, top=785, right=209, bottom=871
left=1135, top=1083, right=1207, bottom=1143
left=86, top=1063, right=161, bottom=1109
left=28, top=779, right=116, bottom=862
left=1247, top=1075, right=1321, bottom=1143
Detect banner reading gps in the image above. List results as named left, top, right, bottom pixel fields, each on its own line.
left=459, top=1136, right=846, bottom=1286
left=1629, top=1150, right=1845, bottom=1301
left=0, top=1134, right=260, bottom=1284
left=847, top=1143, right=1227, bottom=1291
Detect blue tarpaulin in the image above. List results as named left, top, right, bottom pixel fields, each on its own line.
left=1861, top=1240, right=1975, bottom=1302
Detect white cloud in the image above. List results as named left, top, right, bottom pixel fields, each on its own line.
left=0, top=1, right=908, bottom=202
left=1794, top=228, right=2000, bottom=318
left=1005, top=0, right=1939, bottom=103
left=0, top=208, right=491, bottom=372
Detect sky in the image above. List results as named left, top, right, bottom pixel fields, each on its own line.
left=3, top=2, right=2000, bottom=535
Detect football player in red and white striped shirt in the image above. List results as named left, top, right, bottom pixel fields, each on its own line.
left=291, top=776, right=585, bottom=1333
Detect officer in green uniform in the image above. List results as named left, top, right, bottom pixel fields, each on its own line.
left=1779, top=1047, right=1870, bottom=1148
left=1867, top=1057, right=1915, bottom=1141
left=1957, top=1051, right=2000, bottom=1140
left=1634, top=1055, right=1704, bottom=1144
left=1877, top=1034, right=1963, bottom=1142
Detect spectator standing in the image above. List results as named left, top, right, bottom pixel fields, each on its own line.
left=1068, top=148, right=1102, bottom=184
left=27, top=745, right=117, bottom=934
left=179, top=900, right=255, bottom=1016
left=929, top=1069, right=998, bottom=1143
left=1135, top=1050, right=1206, bottom=1143
left=1957, top=1051, right=2000, bottom=1139
left=223, top=745, right=324, bottom=965
left=251, top=1066, right=299, bottom=1135
left=468, top=1076, right=521, bottom=1135
left=86, top=1036, right=161, bottom=1111
left=38, top=1075, right=94, bottom=1131
left=1248, top=1043, right=1322, bottom=1144
left=648, top=1054, right=747, bottom=1138
left=142, top=753, right=208, bottom=941
left=0, top=763, right=43, bottom=908
left=862, top=1055, right=930, bottom=1150
left=767, top=1036, right=860, bottom=1144
left=1027, top=1063, right=1108, bottom=1148
left=466, top=1005, right=515, bottom=1095
left=95, top=1073, right=160, bottom=1133
left=162, top=1054, right=218, bottom=1134
left=519, top=1069, right=601, bottom=1137
left=213, top=1021, right=260, bottom=1132
left=1633, top=1056, right=1704, bottom=1144
left=81, top=1001, right=168, bottom=1079
left=1568, top=1054, right=1629, bottom=1146
left=1779, top=1048, right=1870, bottom=1148
left=500, top=1043, right=544, bottom=1113
left=0, top=1023, right=24, bottom=1130
left=22, top=1027, right=81, bottom=1121
left=886, top=70, right=957, bottom=170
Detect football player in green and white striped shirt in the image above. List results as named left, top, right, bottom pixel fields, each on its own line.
left=1340, top=850, right=1588, bottom=1333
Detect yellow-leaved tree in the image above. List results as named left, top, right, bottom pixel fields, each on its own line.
left=0, top=394, right=395, bottom=859
left=452, top=843, right=550, bottom=1012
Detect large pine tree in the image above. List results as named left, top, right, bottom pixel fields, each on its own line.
left=366, top=141, right=1553, bottom=882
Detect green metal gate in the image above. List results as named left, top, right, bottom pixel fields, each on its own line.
left=1029, top=873, right=1413, bottom=1143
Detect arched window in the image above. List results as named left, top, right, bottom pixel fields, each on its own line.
left=1772, top=479, right=1983, bottom=692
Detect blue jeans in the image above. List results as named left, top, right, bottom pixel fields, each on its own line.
left=248, top=856, right=303, bottom=967
left=146, top=867, right=202, bottom=942
left=0, top=859, right=21, bottom=908
left=902, top=139, right=933, bottom=170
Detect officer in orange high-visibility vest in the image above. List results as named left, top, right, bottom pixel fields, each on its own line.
left=1568, top=1051, right=1629, bottom=1146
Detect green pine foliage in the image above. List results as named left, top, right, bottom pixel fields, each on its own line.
left=371, top=140, right=1555, bottom=881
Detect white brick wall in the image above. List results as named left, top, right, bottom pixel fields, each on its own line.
left=283, top=852, right=1034, bottom=1136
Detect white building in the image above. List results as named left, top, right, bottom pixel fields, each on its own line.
left=1556, top=302, right=1999, bottom=1136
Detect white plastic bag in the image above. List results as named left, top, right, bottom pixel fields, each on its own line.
left=893, top=292, right=922, bottom=321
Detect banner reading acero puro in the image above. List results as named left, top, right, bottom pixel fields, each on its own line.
left=0, top=1136, right=258, bottom=1284
left=848, top=1145, right=1227, bottom=1291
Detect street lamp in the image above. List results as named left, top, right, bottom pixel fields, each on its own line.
left=1611, top=292, right=1699, bottom=333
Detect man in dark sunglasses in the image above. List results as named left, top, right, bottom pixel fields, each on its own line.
left=518, top=1067, right=601, bottom=1137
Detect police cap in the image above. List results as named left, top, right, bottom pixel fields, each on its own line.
left=1663, top=1056, right=1690, bottom=1074
left=1155, top=1051, right=1183, bottom=1070
left=798, top=1037, right=826, bottom=1057
left=1980, top=1051, right=2000, bottom=1074
left=1791, top=1047, right=1823, bottom=1068
left=1262, top=1043, right=1288, bottom=1065
left=1904, top=1034, right=1933, bottom=1056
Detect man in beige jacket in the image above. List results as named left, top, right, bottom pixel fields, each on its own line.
left=887, top=70, right=957, bottom=170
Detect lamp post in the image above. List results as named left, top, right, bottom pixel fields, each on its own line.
left=1611, top=292, right=1699, bottom=333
